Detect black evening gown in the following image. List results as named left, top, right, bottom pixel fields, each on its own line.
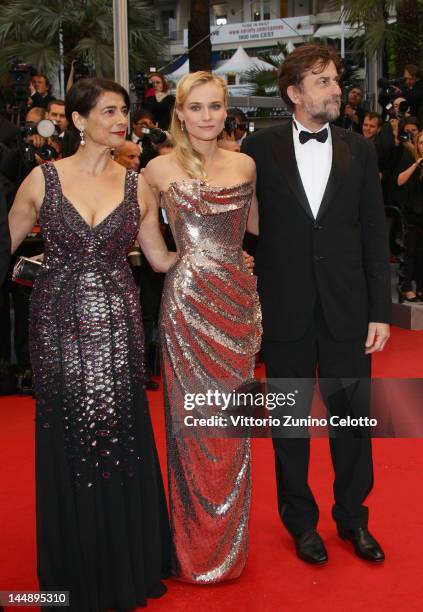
left=29, top=162, right=171, bottom=612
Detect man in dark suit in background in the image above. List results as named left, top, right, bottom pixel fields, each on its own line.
left=242, top=44, right=391, bottom=565
left=0, top=189, right=10, bottom=286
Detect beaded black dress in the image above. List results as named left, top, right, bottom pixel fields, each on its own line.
left=30, top=163, right=171, bottom=612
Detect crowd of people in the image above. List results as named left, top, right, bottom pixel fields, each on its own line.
left=0, top=69, right=258, bottom=393
left=0, top=43, right=417, bottom=611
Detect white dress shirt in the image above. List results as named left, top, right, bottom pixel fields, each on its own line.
left=131, top=132, right=143, bottom=150
left=292, top=115, right=332, bottom=219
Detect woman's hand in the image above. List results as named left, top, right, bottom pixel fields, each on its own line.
left=30, top=253, right=44, bottom=262
left=243, top=250, right=254, bottom=271
left=397, top=157, right=423, bottom=186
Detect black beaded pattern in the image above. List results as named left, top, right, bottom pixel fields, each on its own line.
left=30, top=162, right=145, bottom=487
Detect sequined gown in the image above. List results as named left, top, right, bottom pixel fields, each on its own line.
left=160, top=180, right=262, bottom=583
left=29, top=163, right=171, bottom=612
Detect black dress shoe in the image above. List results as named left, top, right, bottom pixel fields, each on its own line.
left=293, top=529, right=328, bottom=565
left=338, top=527, right=385, bottom=562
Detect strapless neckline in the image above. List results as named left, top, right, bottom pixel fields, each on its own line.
left=162, top=179, right=253, bottom=195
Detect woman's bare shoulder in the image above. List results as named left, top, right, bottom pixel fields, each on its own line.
left=144, top=153, right=179, bottom=189
left=220, top=149, right=256, bottom=180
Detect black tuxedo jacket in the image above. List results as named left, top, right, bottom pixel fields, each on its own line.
left=241, top=121, right=391, bottom=342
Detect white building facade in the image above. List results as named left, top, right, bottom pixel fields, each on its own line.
left=154, top=1, right=346, bottom=61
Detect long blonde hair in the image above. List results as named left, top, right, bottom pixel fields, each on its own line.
left=171, top=71, right=228, bottom=179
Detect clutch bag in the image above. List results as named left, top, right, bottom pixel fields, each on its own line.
left=12, top=256, right=42, bottom=287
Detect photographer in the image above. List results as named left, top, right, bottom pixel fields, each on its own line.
left=0, top=107, right=59, bottom=391
left=46, top=99, right=68, bottom=135
left=362, top=111, right=382, bottom=141
left=395, top=131, right=423, bottom=302
left=218, top=113, right=242, bottom=152
left=46, top=99, right=79, bottom=158
left=334, top=84, right=365, bottom=133
left=390, top=65, right=423, bottom=124
left=28, top=74, right=55, bottom=110
left=0, top=107, right=62, bottom=185
left=130, top=109, right=168, bottom=168
left=232, top=108, right=248, bottom=145
left=379, top=66, right=423, bottom=123
left=131, top=109, right=156, bottom=145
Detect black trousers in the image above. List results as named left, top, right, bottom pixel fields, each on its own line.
left=401, top=223, right=423, bottom=293
left=262, top=299, right=373, bottom=536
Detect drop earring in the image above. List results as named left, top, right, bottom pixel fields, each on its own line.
left=180, top=120, right=185, bottom=132
left=79, top=129, right=86, bottom=146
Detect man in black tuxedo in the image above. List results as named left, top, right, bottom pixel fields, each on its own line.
left=242, top=44, right=391, bottom=565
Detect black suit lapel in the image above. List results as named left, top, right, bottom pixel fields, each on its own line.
left=316, top=126, right=350, bottom=221
left=271, top=122, right=314, bottom=220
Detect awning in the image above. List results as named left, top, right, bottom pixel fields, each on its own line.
left=214, top=47, right=275, bottom=75
left=313, top=24, right=364, bottom=39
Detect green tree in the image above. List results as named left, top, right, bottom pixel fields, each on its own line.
left=0, top=0, right=168, bottom=81
left=243, top=43, right=285, bottom=97
left=395, top=0, right=423, bottom=70
left=338, top=0, right=423, bottom=75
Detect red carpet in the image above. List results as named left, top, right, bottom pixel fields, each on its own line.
left=1, top=326, right=422, bottom=611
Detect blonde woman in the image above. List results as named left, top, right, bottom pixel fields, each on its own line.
left=142, top=72, right=262, bottom=583
left=396, top=130, right=423, bottom=301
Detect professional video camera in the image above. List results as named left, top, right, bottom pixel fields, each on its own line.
left=73, top=58, right=91, bottom=81
left=377, top=77, right=406, bottom=94
left=8, top=60, right=35, bottom=122
left=377, top=76, right=409, bottom=118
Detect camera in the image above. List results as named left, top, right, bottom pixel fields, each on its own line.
left=398, top=131, right=413, bottom=143
left=73, top=58, right=90, bottom=81
left=224, top=116, right=237, bottom=135
left=20, top=118, right=60, bottom=163
left=9, top=61, right=33, bottom=101
left=377, top=77, right=405, bottom=91
left=7, top=60, right=35, bottom=122
left=385, top=99, right=410, bottom=120
left=140, top=127, right=167, bottom=146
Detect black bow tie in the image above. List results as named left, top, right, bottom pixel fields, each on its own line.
left=299, top=128, right=328, bottom=144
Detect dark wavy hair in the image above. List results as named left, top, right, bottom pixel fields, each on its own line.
left=278, top=43, right=341, bottom=109
left=66, top=78, right=130, bottom=133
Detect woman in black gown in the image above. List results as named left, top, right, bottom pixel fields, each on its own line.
left=8, top=78, right=176, bottom=612
left=143, top=73, right=175, bottom=131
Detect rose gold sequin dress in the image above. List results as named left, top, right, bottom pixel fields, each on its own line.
left=160, top=179, right=262, bottom=583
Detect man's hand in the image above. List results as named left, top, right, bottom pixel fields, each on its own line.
left=365, top=322, right=390, bottom=354
left=344, top=104, right=357, bottom=121
left=25, top=134, right=45, bottom=149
